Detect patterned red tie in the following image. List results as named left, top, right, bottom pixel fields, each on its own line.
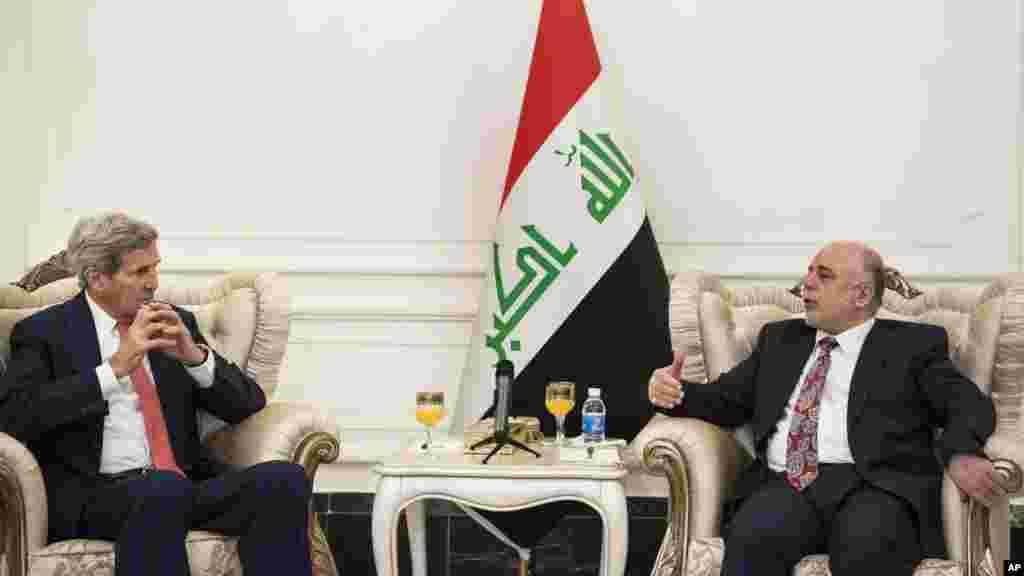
left=785, top=336, right=838, bottom=490
left=116, top=322, right=184, bottom=476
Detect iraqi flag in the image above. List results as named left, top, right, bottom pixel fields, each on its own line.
left=453, top=0, right=672, bottom=445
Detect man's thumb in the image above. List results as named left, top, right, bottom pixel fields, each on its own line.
left=671, top=350, right=685, bottom=379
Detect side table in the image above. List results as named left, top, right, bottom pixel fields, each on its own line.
left=371, top=444, right=629, bottom=576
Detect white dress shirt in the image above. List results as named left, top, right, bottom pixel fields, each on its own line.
left=766, top=318, right=876, bottom=472
left=86, top=292, right=215, bottom=473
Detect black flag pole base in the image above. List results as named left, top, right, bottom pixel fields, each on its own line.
left=469, top=432, right=541, bottom=464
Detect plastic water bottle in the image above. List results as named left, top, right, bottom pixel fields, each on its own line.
left=581, top=387, right=606, bottom=443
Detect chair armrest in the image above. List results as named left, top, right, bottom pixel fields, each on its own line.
left=202, top=402, right=341, bottom=482
left=985, top=428, right=1024, bottom=573
left=0, top=432, right=47, bottom=576
left=628, top=415, right=752, bottom=576
left=202, top=402, right=342, bottom=576
left=939, top=431, right=1024, bottom=576
left=984, top=431, right=1024, bottom=496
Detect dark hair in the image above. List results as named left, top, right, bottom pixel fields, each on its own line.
left=863, top=248, right=885, bottom=312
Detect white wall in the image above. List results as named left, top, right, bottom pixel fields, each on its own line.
left=0, top=1, right=37, bottom=281
left=3, top=1, right=1021, bottom=489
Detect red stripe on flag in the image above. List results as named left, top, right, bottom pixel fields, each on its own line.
left=500, top=0, right=601, bottom=209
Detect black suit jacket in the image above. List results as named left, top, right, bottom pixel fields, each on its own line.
left=0, top=292, right=267, bottom=542
left=665, top=318, right=995, bottom=557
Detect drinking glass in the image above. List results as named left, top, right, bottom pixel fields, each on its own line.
left=545, top=381, right=575, bottom=446
left=415, top=391, right=446, bottom=457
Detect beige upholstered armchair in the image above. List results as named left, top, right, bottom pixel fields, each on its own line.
left=629, top=271, right=1024, bottom=576
left=0, top=272, right=341, bottom=576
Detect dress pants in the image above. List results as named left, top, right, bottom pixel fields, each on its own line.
left=80, top=460, right=312, bottom=576
left=722, top=463, right=922, bottom=576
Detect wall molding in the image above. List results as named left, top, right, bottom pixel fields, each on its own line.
left=290, top=302, right=478, bottom=322
left=289, top=316, right=474, bottom=348
left=156, top=234, right=1015, bottom=281
left=152, top=235, right=1000, bottom=331
left=158, top=234, right=490, bottom=276
left=657, top=242, right=1019, bottom=278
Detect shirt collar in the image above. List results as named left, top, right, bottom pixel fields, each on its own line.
left=817, top=317, right=875, bottom=356
left=84, top=290, right=119, bottom=337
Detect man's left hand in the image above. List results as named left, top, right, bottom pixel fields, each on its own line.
left=144, top=302, right=207, bottom=366
left=948, top=453, right=1008, bottom=508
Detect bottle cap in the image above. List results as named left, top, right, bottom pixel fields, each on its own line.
left=588, top=387, right=601, bottom=397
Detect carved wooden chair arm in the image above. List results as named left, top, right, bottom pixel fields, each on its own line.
left=202, top=402, right=342, bottom=576
left=0, top=432, right=48, bottom=576
left=629, top=415, right=752, bottom=575
left=202, top=402, right=340, bottom=476
left=942, top=424, right=1024, bottom=576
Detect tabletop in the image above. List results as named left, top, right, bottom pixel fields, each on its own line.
left=373, top=440, right=629, bottom=481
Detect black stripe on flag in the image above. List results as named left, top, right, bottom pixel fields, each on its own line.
left=484, top=216, right=673, bottom=443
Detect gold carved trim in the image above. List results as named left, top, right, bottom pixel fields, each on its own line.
left=643, top=438, right=690, bottom=576
left=993, top=458, right=1023, bottom=493
left=0, top=459, right=27, bottom=576
left=309, top=507, right=339, bottom=576
left=294, top=431, right=341, bottom=484
left=962, top=458, right=1021, bottom=576
left=294, top=431, right=342, bottom=576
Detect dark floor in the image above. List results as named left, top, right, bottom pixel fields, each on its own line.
left=314, top=493, right=668, bottom=576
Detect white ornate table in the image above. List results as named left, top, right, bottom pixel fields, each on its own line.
left=371, top=445, right=629, bottom=576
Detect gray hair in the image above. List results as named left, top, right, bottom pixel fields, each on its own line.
left=67, top=212, right=159, bottom=289
left=861, top=246, right=885, bottom=313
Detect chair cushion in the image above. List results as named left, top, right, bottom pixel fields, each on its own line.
left=188, top=287, right=258, bottom=370
left=27, top=531, right=241, bottom=576
left=687, top=537, right=725, bottom=576
left=681, top=541, right=964, bottom=576
left=793, top=554, right=963, bottom=576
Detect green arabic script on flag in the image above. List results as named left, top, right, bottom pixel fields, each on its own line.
left=486, top=225, right=577, bottom=362
left=579, top=130, right=634, bottom=223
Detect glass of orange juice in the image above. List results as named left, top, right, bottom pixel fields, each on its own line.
left=545, top=381, right=575, bottom=446
left=415, top=391, right=446, bottom=457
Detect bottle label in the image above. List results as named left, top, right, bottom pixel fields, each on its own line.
left=582, top=413, right=605, bottom=436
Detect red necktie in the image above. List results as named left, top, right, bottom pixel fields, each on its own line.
left=785, top=337, right=838, bottom=490
left=116, top=322, right=184, bottom=476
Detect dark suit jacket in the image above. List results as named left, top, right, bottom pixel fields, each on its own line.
left=664, top=318, right=995, bottom=557
left=0, top=291, right=267, bottom=542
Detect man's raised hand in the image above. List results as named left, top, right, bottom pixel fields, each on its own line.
left=649, top=350, right=686, bottom=409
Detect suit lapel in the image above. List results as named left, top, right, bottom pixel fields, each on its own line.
left=65, top=292, right=103, bottom=373
left=779, top=324, right=816, bottom=402
left=759, top=322, right=816, bottom=443
left=847, top=319, right=889, bottom=428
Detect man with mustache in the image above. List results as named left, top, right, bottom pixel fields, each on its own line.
left=648, top=241, right=1003, bottom=576
left=0, top=212, right=312, bottom=576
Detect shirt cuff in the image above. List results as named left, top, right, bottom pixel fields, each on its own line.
left=95, top=363, right=121, bottom=399
left=185, top=346, right=215, bottom=389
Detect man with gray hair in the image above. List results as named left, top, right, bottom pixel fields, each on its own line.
left=0, top=212, right=313, bottom=575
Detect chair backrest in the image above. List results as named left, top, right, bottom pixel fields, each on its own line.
left=668, top=270, right=1024, bottom=451
left=0, top=271, right=291, bottom=402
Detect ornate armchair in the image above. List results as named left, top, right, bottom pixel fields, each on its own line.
left=629, top=271, right=1024, bottom=576
left=0, top=272, right=342, bottom=576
